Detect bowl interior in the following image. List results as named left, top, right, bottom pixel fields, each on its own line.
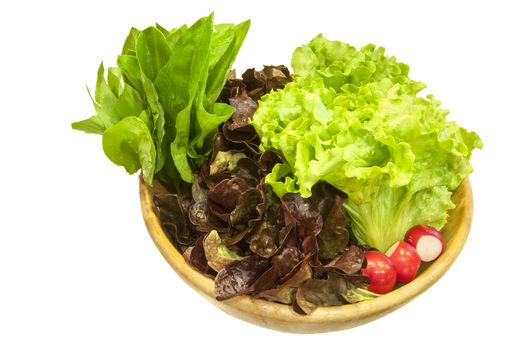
left=139, top=177, right=472, bottom=333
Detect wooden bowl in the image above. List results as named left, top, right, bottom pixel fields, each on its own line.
left=139, top=178, right=473, bottom=333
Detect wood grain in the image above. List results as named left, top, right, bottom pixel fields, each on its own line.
left=139, top=177, right=473, bottom=333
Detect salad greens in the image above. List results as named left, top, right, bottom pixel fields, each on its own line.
left=74, top=17, right=482, bottom=312
left=153, top=65, right=373, bottom=312
left=72, top=14, right=250, bottom=186
left=252, top=35, right=482, bottom=252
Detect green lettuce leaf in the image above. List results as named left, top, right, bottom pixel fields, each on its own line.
left=107, top=67, right=123, bottom=96
left=73, top=15, right=250, bottom=190
left=154, top=14, right=214, bottom=183
left=102, top=116, right=156, bottom=185
left=205, top=20, right=250, bottom=104
left=121, top=27, right=140, bottom=55
left=136, top=27, right=172, bottom=83
left=71, top=115, right=109, bottom=135
left=252, top=35, right=482, bottom=251
left=166, top=25, right=187, bottom=50
left=72, top=63, right=144, bottom=135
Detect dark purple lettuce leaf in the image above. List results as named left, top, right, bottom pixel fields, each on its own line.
left=256, top=284, right=295, bottom=305
left=294, top=273, right=347, bottom=315
left=183, top=234, right=215, bottom=277
left=207, top=177, right=251, bottom=212
left=263, top=65, right=292, bottom=92
left=259, top=151, right=282, bottom=175
left=281, top=194, right=323, bottom=238
left=206, top=183, right=263, bottom=245
left=301, top=235, right=320, bottom=263
left=228, top=93, right=258, bottom=127
left=259, top=183, right=283, bottom=225
left=216, top=229, right=249, bottom=246
left=314, top=245, right=364, bottom=276
left=214, top=255, right=270, bottom=300
left=231, top=158, right=260, bottom=187
left=219, top=66, right=291, bottom=146
left=200, top=161, right=230, bottom=191
left=256, top=257, right=313, bottom=304
left=241, top=65, right=292, bottom=100
left=222, top=125, right=258, bottom=150
left=295, top=271, right=370, bottom=312
left=224, top=211, right=263, bottom=247
left=220, top=66, right=292, bottom=102
left=281, top=193, right=323, bottom=257
left=249, top=225, right=279, bottom=258
left=153, top=193, right=195, bottom=248
left=188, top=200, right=229, bottom=233
left=208, top=200, right=232, bottom=224
left=230, top=188, right=263, bottom=226
left=250, top=223, right=294, bottom=257
left=222, top=92, right=259, bottom=145
left=311, top=183, right=351, bottom=260
left=250, top=246, right=300, bottom=292
left=200, top=161, right=228, bottom=191
left=218, top=70, right=245, bottom=102
left=345, top=274, right=371, bottom=289
left=200, top=133, right=247, bottom=189
left=211, top=130, right=244, bottom=156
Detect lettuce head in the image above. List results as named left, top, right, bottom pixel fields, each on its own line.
left=252, top=35, right=482, bottom=252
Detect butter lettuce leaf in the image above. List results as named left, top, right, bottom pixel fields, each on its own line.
left=73, top=15, right=250, bottom=190
left=102, top=116, right=156, bottom=184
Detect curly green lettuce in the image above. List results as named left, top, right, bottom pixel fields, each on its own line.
left=252, top=35, right=482, bottom=252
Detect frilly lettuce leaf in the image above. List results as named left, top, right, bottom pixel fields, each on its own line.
left=252, top=34, right=482, bottom=252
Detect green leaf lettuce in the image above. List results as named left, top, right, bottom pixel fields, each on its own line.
left=252, top=35, right=482, bottom=251
left=72, top=14, right=250, bottom=187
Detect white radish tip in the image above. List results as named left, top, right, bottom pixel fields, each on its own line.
left=385, top=241, right=401, bottom=257
left=417, top=236, right=443, bottom=262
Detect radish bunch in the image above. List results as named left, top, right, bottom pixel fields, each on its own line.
left=361, top=225, right=445, bottom=294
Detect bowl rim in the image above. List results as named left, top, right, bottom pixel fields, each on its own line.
left=139, top=177, right=473, bottom=326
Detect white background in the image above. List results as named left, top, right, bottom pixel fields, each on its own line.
left=1, top=0, right=521, bottom=348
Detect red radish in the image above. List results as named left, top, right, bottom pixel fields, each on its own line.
left=405, top=225, right=445, bottom=262
left=361, top=251, right=397, bottom=294
left=386, top=241, right=421, bottom=283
